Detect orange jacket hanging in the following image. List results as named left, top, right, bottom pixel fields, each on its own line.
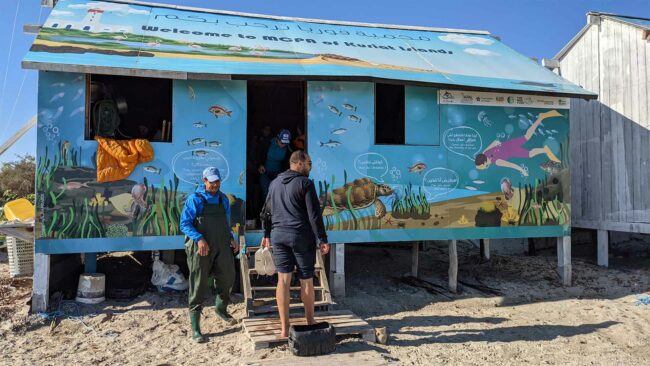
left=95, top=137, right=154, bottom=182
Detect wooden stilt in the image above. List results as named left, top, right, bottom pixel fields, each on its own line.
left=597, top=230, right=609, bottom=267
left=527, top=238, right=537, bottom=256
left=411, top=242, right=419, bottom=278
left=329, top=243, right=345, bottom=298
left=448, top=240, right=458, bottom=293
left=32, top=253, right=50, bottom=313
left=480, top=239, right=490, bottom=260
left=557, top=236, right=572, bottom=286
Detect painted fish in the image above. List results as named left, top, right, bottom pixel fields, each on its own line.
left=342, top=103, right=357, bottom=112
left=188, top=85, right=196, bottom=99
left=65, top=181, right=90, bottom=189
left=228, top=46, right=242, bottom=51
left=208, top=105, right=232, bottom=118
left=538, top=129, right=545, bottom=136
left=540, top=160, right=562, bottom=174
left=193, top=121, right=207, bottom=128
left=52, top=106, right=64, bottom=120
left=478, top=111, right=487, bottom=122
left=206, top=140, right=222, bottom=148
left=328, top=105, right=342, bottom=116
left=472, top=180, right=485, bottom=184
left=348, top=115, right=362, bottom=123
left=51, top=82, right=65, bottom=87
left=551, top=129, right=558, bottom=133
left=72, top=88, right=84, bottom=101
left=527, top=112, right=535, bottom=118
left=144, top=166, right=161, bottom=174
left=69, top=106, right=84, bottom=117
left=49, top=92, right=64, bottom=103
left=508, top=115, right=517, bottom=119
left=192, top=150, right=209, bottom=157
left=408, top=162, right=427, bottom=173
left=501, top=178, right=514, bottom=200
left=465, top=186, right=478, bottom=191
left=238, top=170, right=245, bottom=185
left=108, top=193, right=134, bottom=216
left=187, top=138, right=206, bottom=146
left=331, top=128, right=347, bottom=135
left=319, top=139, right=342, bottom=148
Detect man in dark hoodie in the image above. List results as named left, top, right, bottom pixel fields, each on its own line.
left=260, top=150, right=330, bottom=338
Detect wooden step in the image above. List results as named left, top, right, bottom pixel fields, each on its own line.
left=252, top=300, right=331, bottom=314
left=248, top=266, right=322, bottom=275
left=242, top=310, right=375, bottom=351
left=251, top=286, right=325, bottom=291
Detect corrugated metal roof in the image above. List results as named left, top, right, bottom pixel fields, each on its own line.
left=23, top=0, right=595, bottom=98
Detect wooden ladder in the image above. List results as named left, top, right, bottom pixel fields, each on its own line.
left=240, top=245, right=333, bottom=317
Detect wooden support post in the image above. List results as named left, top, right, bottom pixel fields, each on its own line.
left=329, top=243, right=345, bottom=298
left=32, top=254, right=50, bottom=313
left=557, top=236, right=572, bottom=286
left=480, top=239, right=490, bottom=260
left=597, top=230, right=609, bottom=267
left=527, top=238, right=537, bottom=256
left=84, top=253, right=97, bottom=273
left=448, top=240, right=458, bottom=293
left=411, top=242, right=419, bottom=278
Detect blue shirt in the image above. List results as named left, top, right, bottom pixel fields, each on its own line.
left=180, top=185, right=232, bottom=242
left=264, top=140, right=288, bottom=173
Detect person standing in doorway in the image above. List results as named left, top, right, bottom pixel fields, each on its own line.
left=258, top=129, right=293, bottom=201
left=260, top=150, right=330, bottom=338
left=180, top=167, right=240, bottom=343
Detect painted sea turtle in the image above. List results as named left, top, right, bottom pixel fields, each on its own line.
left=320, top=178, right=393, bottom=218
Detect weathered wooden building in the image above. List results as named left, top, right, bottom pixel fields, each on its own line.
left=548, top=12, right=650, bottom=266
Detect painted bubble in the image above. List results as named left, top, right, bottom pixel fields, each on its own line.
left=172, top=149, right=230, bottom=185
left=354, top=152, right=389, bottom=182
left=422, top=168, right=459, bottom=199
left=442, top=126, right=483, bottom=162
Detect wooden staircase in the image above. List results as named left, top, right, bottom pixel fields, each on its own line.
left=240, top=245, right=334, bottom=317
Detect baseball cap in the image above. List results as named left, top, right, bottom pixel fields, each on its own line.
left=277, top=129, right=291, bottom=144
left=202, top=167, right=221, bottom=182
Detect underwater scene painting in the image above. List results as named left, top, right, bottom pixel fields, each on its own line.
left=36, top=72, right=247, bottom=240
left=308, top=82, right=571, bottom=239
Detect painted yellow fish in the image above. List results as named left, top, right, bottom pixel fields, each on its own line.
left=109, top=193, right=134, bottom=216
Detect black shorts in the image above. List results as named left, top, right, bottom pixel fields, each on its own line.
left=271, top=230, right=316, bottom=280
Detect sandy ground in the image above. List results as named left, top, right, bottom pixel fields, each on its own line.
left=2, top=239, right=650, bottom=365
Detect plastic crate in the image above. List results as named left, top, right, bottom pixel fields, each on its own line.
left=3, top=198, right=35, bottom=221
left=7, top=236, right=34, bottom=277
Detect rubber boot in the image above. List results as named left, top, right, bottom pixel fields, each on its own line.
left=215, top=295, right=236, bottom=325
left=190, top=311, right=207, bottom=343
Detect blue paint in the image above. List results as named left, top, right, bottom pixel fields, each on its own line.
left=405, top=86, right=440, bottom=146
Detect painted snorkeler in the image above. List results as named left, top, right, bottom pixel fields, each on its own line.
left=474, top=110, right=562, bottom=177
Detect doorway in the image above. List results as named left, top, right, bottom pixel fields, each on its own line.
left=246, top=80, right=306, bottom=227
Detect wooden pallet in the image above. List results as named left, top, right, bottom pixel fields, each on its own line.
left=241, top=245, right=333, bottom=316
left=242, top=310, right=376, bottom=351
left=242, top=351, right=395, bottom=366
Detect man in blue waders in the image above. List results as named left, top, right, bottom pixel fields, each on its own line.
left=180, top=167, right=240, bottom=343
left=260, top=151, right=330, bottom=338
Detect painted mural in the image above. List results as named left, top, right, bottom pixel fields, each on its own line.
left=308, top=82, right=571, bottom=240
left=36, top=72, right=247, bottom=241
left=24, top=0, right=593, bottom=97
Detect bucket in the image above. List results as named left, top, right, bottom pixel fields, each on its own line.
left=288, top=322, right=336, bottom=357
left=75, top=273, right=106, bottom=304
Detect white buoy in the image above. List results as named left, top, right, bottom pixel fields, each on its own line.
left=75, top=273, right=106, bottom=304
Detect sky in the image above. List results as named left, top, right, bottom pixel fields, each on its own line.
left=0, top=0, right=647, bottom=164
